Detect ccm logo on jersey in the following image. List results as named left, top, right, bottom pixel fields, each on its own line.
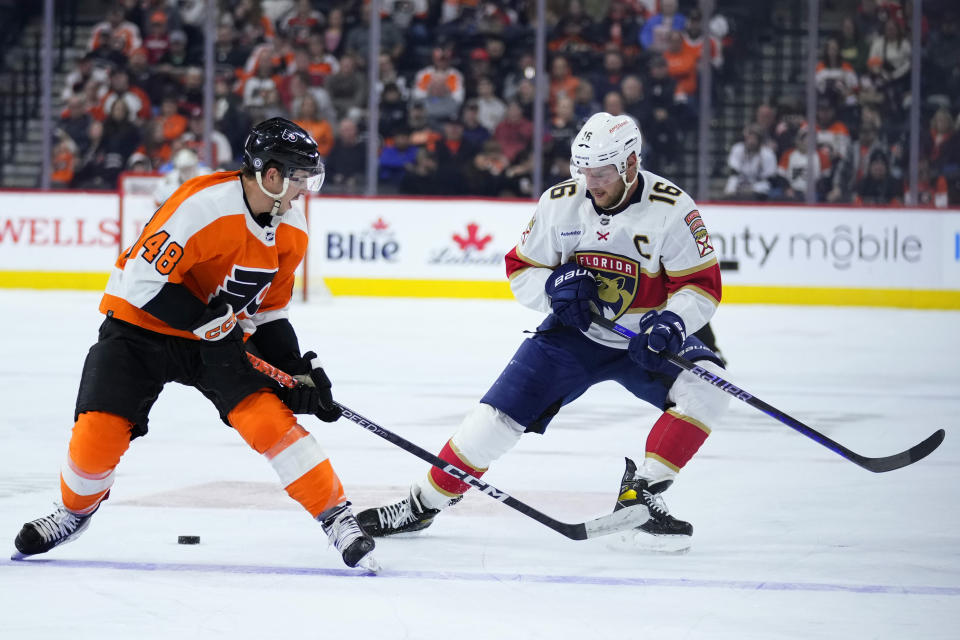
left=685, top=210, right=714, bottom=257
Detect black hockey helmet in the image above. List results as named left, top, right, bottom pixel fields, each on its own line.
left=242, top=117, right=324, bottom=191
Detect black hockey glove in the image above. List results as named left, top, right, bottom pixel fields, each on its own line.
left=190, top=301, right=248, bottom=369
left=544, top=263, right=599, bottom=331
left=275, top=351, right=342, bottom=422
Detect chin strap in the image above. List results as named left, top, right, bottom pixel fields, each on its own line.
left=255, top=171, right=289, bottom=219
left=601, top=171, right=639, bottom=212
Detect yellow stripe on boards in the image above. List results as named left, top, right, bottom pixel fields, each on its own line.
left=0, top=271, right=109, bottom=290
left=723, top=285, right=960, bottom=310
left=2, top=272, right=959, bottom=310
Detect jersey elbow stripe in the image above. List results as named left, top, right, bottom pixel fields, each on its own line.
left=668, top=284, right=721, bottom=307
left=266, top=427, right=329, bottom=487
left=664, top=256, right=718, bottom=278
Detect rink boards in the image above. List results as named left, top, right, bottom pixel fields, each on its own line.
left=0, top=189, right=958, bottom=309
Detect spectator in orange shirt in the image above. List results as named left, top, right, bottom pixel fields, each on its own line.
left=294, top=94, right=335, bottom=158
left=51, top=131, right=78, bottom=189
left=662, top=31, right=699, bottom=102
left=548, top=55, right=580, bottom=116
left=157, top=95, right=188, bottom=142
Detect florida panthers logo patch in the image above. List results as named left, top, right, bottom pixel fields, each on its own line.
left=685, top=210, right=714, bottom=257
left=575, top=251, right=639, bottom=319
left=213, top=266, right=277, bottom=318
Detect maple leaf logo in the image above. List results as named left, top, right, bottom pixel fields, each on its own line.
left=371, top=217, right=389, bottom=230
left=452, top=223, right=493, bottom=251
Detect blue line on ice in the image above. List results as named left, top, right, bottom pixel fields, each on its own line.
left=6, top=558, right=958, bottom=595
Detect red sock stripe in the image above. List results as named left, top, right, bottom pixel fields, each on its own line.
left=645, top=412, right=710, bottom=470
left=428, top=441, right=485, bottom=496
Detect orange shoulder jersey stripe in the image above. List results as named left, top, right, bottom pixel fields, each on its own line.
left=100, top=171, right=308, bottom=339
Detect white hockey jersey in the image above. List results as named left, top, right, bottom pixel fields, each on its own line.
left=505, top=170, right=721, bottom=349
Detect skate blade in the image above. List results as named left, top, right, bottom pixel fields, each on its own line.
left=10, top=550, right=30, bottom=561
left=357, top=554, right=381, bottom=573
left=604, top=529, right=692, bottom=554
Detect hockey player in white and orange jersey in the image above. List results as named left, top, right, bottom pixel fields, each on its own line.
left=13, top=118, right=377, bottom=570
left=359, top=113, right=731, bottom=552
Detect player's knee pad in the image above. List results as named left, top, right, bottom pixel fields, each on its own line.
left=449, top=403, right=525, bottom=469
left=667, top=359, right=731, bottom=428
left=228, top=391, right=299, bottom=453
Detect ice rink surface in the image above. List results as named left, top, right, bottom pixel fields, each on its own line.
left=0, top=290, right=957, bottom=639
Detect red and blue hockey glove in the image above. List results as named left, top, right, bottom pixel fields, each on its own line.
left=628, top=310, right=686, bottom=372
left=545, top=263, right=599, bottom=332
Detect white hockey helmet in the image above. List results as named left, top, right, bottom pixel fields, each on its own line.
left=569, top=112, right=642, bottom=183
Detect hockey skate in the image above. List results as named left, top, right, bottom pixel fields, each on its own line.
left=319, top=502, right=379, bottom=571
left=12, top=504, right=97, bottom=559
left=610, top=457, right=693, bottom=553
left=357, top=486, right=450, bottom=537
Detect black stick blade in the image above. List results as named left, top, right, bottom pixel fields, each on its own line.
left=853, top=429, right=946, bottom=473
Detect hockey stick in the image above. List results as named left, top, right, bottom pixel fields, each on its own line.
left=590, top=313, right=945, bottom=473
left=245, top=352, right=651, bottom=540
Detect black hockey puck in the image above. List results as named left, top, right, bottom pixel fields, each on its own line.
left=177, top=535, right=201, bottom=545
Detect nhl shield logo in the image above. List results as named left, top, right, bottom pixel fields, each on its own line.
left=575, top=251, right=639, bottom=319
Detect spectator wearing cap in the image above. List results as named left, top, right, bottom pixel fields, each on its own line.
left=464, top=47, right=493, bottom=93
left=413, top=47, right=465, bottom=107
left=853, top=149, right=902, bottom=205
left=89, top=7, right=142, bottom=58
left=157, top=29, right=200, bottom=81
left=434, top=116, right=477, bottom=195
left=639, top=0, right=685, bottom=52
left=460, top=101, right=490, bottom=150
left=143, top=10, right=172, bottom=64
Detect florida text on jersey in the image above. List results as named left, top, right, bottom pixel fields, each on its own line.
left=504, top=170, right=721, bottom=348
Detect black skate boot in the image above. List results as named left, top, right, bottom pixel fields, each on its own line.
left=613, top=457, right=693, bottom=552
left=13, top=504, right=97, bottom=559
left=319, top=502, right=379, bottom=571
left=357, top=487, right=453, bottom=537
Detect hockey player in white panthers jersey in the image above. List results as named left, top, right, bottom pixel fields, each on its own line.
left=359, top=113, right=731, bottom=552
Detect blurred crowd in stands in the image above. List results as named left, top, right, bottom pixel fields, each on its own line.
left=44, top=0, right=960, bottom=206
left=724, top=0, right=960, bottom=206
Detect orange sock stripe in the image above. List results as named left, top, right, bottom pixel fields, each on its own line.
left=429, top=440, right=486, bottom=496
left=284, top=459, right=345, bottom=518
left=60, top=477, right=109, bottom=515
left=60, top=411, right=132, bottom=513
left=645, top=412, right=710, bottom=470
